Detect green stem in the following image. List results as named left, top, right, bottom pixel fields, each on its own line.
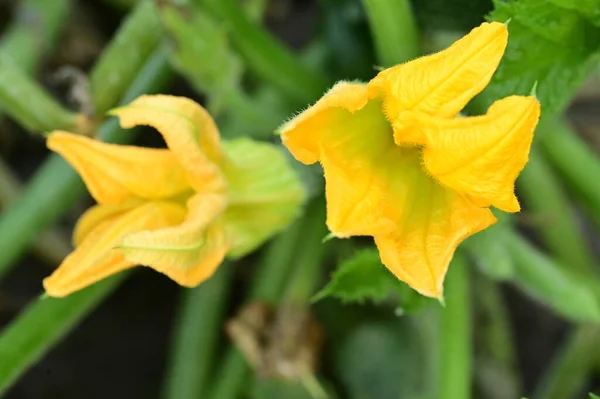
left=0, top=273, right=128, bottom=395
left=473, top=273, right=521, bottom=398
left=518, top=146, right=595, bottom=273
left=361, top=0, right=420, bottom=66
left=540, top=119, right=600, bottom=221
left=195, top=0, right=328, bottom=102
left=440, top=250, right=472, bottom=399
left=284, top=200, right=328, bottom=302
left=162, top=263, right=234, bottom=399
left=91, top=0, right=163, bottom=116
left=0, top=0, right=71, bottom=74
left=533, top=324, right=598, bottom=399
left=0, top=160, right=71, bottom=265
left=503, top=229, right=600, bottom=323
left=0, top=46, right=172, bottom=281
left=0, top=53, right=90, bottom=134
left=207, top=201, right=326, bottom=399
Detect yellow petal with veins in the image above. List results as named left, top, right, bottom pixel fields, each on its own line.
left=120, top=193, right=229, bottom=287
left=280, top=81, right=369, bottom=164
left=374, top=182, right=496, bottom=299
left=73, top=199, right=143, bottom=246
left=43, top=201, right=186, bottom=297
left=110, top=95, right=226, bottom=194
left=368, top=22, right=507, bottom=120
left=395, top=96, right=540, bottom=212
left=48, top=132, right=191, bottom=205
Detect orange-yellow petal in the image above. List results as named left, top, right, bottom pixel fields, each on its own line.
left=368, top=22, right=507, bottom=121
left=280, top=81, right=369, bottom=165
left=110, top=95, right=226, bottom=194
left=73, top=199, right=144, bottom=246
left=119, top=193, right=229, bottom=287
left=48, top=132, right=191, bottom=205
left=395, top=96, right=540, bottom=212
left=374, top=184, right=496, bottom=299
left=43, top=201, right=186, bottom=297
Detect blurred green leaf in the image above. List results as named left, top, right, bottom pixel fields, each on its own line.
left=313, top=248, right=430, bottom=312
left=334, top=321, right=425, bottom=399
left=476, top=0, right=600, bottom=114
left=547, top=0, right=600, bottom=25
left=590, top=393, right=600, bottom=398
left=251, top=377, right=336, bottom=399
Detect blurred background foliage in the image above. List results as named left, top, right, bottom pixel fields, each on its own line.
left=0, top=0, right=599, bottom=398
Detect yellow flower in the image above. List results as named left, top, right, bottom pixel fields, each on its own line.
left=279, top=22, right=540, bottom=298
left=45, top=95, right=305, bottom=297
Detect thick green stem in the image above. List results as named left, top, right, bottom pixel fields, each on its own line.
left=518, top=146, right=595, bottom=273
left=0, top=46, right=172, bottom=281
left=0, top=273, right=128, bottom=395
left=0, top=53, right=89, bottom=134
left=91, top=0, right=163, bottom=116
left=361, top=0, right=420, bottom=67
left=162, top=263, right=234, bottom=399
left=533, top=324, right=598, bottom=399
left=504, top=229, right=600, bottom=323
left=540, top=120, right=600, bottom=221
left=0, top=159, right=71, bottom=265
left=284, top=200, right=328, bottom=303
left=440, top=250, right=472, bottom=399
left=195, top=0, right=328, bottom=102
left=0, top=0, right=71, bottom=74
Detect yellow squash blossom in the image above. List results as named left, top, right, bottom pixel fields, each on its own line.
left=45, top=95, right=305, bottom=297
left=280, top=22, right=540, bottom=298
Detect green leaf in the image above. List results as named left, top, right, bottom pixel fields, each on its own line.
left=464, top=222, right=515, bottom=281
left=547, top=0, right=600, bottom=26
left=476, top=0, right=600, bottom=115
left=590, top=393, right=600, bottom=399
left=313, top=248, right=431, bottom=312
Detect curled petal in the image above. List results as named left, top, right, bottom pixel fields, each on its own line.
left=48, top=132, right=192, bottom=204
left=221, top=138, right=306, bottom=257
left=110, top=95, right=226, bottom=194
left=120, top=193, right=229, bottom=287
left=279, top=81, right=369, bottom=164
left=375, top=184, right=496, bottom=299
left=368, top=22, right=508, bottom=120
left=73, top=199, right=143, bottom=246
left=396, top=96, right=541, bottom=212
left=44, top=201, right=186, bottom=297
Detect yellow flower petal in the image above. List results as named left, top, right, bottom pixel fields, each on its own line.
left=110, top=95, right=226, bottom=194
left=280, top=81, right=369, bottom=164
left=73, top=199, right=143, bottom=246
left=368, top=22, right=507, bottom=121
left=374, top=184, right=496, bottom=299
left=395, top=96, right=540, bottom=212
left=48, top=132, right=192, bottom=204
left=221, top=138, right=306, bottom=257
left=120, top=193, right=229, bottom=287
left=44, top=201, right=186, bottom=297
